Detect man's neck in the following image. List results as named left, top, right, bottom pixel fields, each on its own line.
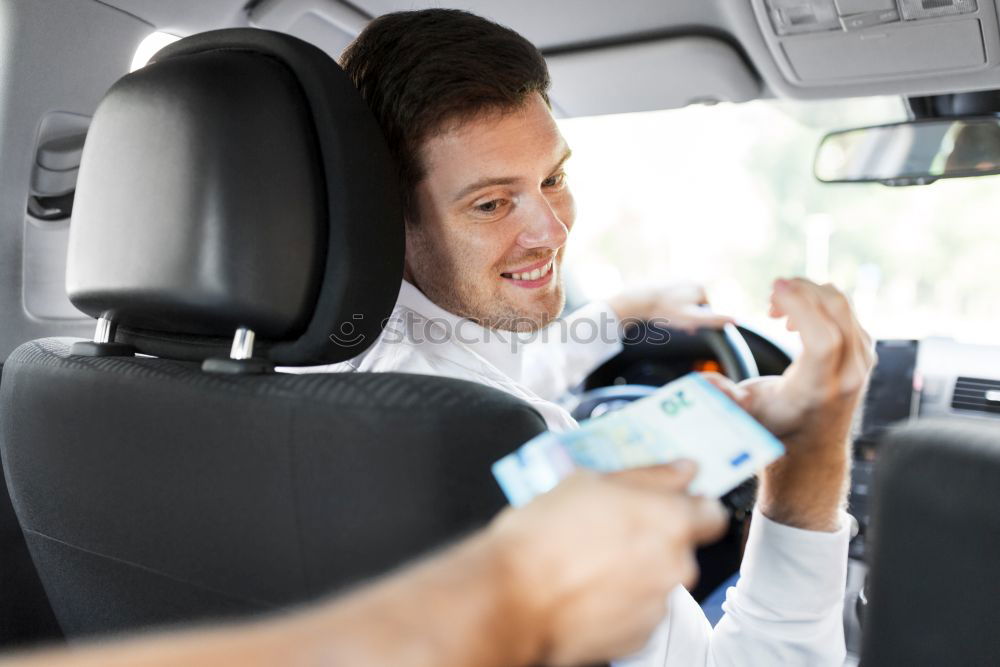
left=402, top=264, right=418, bottom=289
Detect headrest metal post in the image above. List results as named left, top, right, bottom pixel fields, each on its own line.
left=230, top=327, right=255, bottom=361
left=94, top=316, right=116, bottom=344
left=202, top=327, right=273, bottom=375
left=69, top=315, right=135, bottom=358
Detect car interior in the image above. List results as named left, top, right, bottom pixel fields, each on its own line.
left=2, top=1, right=1000, bottom=665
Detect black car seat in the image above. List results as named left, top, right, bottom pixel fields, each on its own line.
left=0, top=29, right=546, bottom=638
left=0, top=370, right=62, bottom=644
left=861, top=419, right=1000, bottom=665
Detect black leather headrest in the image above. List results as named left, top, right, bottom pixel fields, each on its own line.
left=67, top=29, right=404, bottom=366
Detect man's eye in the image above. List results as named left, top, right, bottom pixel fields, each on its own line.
left=476, top=199, right=504, bottom=213
left=543, top=172, right=566, bottom=189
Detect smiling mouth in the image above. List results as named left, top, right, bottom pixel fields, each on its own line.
left=501, top=258, right=554, bottom=282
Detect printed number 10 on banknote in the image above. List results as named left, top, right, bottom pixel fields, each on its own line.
left=492, top=373, right=785, bottom=506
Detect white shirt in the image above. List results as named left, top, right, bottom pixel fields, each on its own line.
left=294, top=280, right=624, bottom=430
left=293, top=280, right=851, bottom=666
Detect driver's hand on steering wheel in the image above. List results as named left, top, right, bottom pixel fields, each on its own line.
left=607, top=282, right=734, bottom=333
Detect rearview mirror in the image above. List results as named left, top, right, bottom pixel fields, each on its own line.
left=814, top=117, right=1000, bottom=186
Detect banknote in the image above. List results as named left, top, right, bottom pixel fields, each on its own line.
left=492, top=372, right=785, bottom=506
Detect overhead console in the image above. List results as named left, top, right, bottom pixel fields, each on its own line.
left=748, top=0, right=1000, bottom=96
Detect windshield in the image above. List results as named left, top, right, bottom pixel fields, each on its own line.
left=559, top=97, right=1000, bottom=346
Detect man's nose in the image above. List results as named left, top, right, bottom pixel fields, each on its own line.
left=516, top=195, right=569, bottom=250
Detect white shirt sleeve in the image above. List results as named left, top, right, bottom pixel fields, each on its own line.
left=615, top=508, right=851, bottom=667
left=521, top=301, right=624, bottom=401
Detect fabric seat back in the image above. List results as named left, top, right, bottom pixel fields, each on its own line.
left=861, top=419, right=1000, bottom=665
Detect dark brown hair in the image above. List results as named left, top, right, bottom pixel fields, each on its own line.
left=340, top=9, right=551, bottom=217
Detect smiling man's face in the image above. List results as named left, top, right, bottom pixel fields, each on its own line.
left=405, top=93, right=574, bottom=332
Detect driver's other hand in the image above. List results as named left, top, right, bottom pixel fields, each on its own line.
left=488, top=462, right=727, bottom=667
left=608, top=282, right=734, bottom=333
left=705, top=277, right=875, bottom=447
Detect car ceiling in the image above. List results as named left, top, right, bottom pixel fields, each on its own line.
left=101, top=0, right=728, bottom=51
left=97, top=0, right=1000, bottom=112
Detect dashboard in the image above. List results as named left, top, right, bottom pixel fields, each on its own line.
left=850, top=337, right=1000, bottom=555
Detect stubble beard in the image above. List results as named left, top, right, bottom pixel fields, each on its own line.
left=420, top=270, right=565, bottom=333
left=477, top=280, right=565, bottom=332
left=408, top=242, right=565, bottom=333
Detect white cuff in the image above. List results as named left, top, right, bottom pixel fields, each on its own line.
left=731, top=507, right=852, bottom=619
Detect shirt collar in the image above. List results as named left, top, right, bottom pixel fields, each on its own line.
left=395, top=280, right=527, bottom=382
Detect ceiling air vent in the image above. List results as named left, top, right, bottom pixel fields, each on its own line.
left=951, top=376, right=1000, bottom=415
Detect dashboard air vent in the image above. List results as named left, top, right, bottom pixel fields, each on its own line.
left=951, top=376, right=1000, bottom=415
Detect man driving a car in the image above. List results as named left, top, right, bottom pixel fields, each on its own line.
left=300, top=8, right=874, bottom=666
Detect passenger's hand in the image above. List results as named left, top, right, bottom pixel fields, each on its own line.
left=703, top=277, right=875, bottom=530
left=488, top=462, right=727, bottom=666
left=608, top=282, right=734, bottom=332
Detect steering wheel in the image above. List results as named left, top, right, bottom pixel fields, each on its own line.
left=569, top=321, right=763, bottom=599
left=703, top=323, right=760, bottom=383
left=570, top=322, right=759, bottom=422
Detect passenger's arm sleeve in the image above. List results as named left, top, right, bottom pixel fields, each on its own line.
left=614, top=508, right=851, bottom=667
left=521, top=301, right=624, bottom=401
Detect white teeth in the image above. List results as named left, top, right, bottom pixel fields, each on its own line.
left=507, top=261, right=553, bottom=281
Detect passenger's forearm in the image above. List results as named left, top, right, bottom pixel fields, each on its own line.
left=312, top=531, right=534, bottom=666
left=2, top=533, right=535, bottom=667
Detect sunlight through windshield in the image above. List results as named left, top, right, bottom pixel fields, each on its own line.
left=559, top=97, right=1000, bottom=346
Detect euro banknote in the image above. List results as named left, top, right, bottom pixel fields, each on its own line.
left=492, top=372, right=785, bottom=506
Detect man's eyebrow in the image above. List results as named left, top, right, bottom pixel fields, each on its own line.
left=451, top=148, right=573, bottom=203
left=550, top=148, right=573, bottom=174
left=452, top=176, right=520, bottom=203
